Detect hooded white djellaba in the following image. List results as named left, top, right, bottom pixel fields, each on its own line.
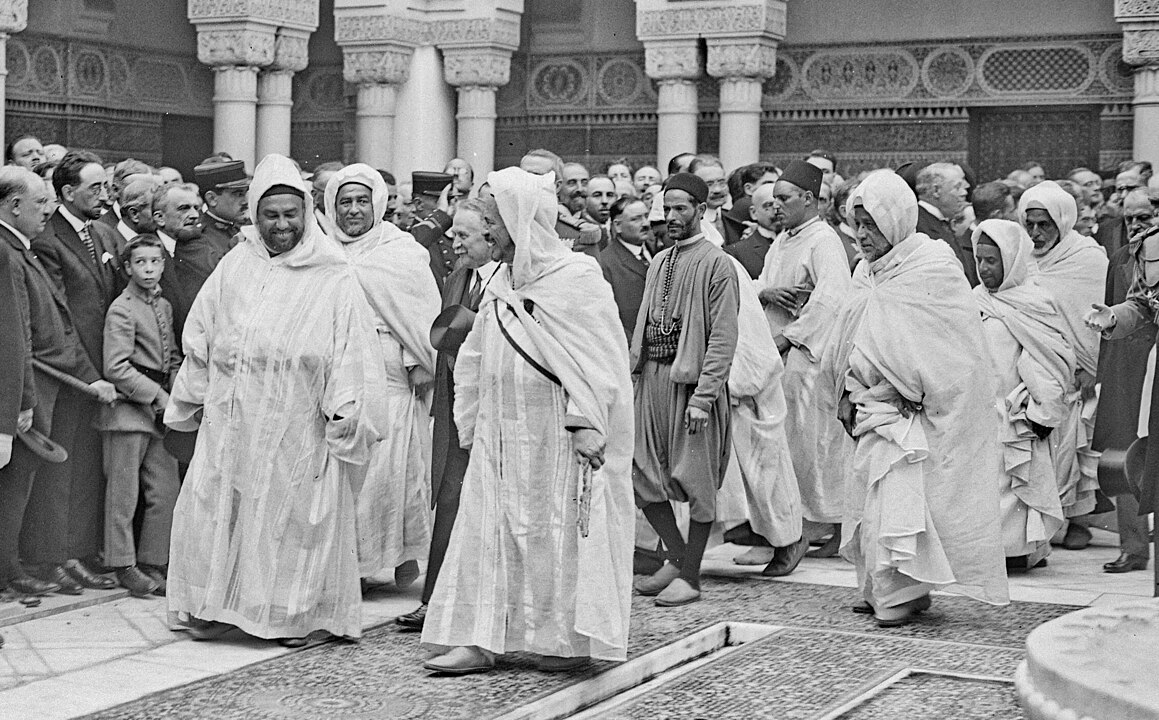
left=322, top=163, right=442, bottom=580
left=164, top=154, right=384, bottom=640
left=421, top=167, right=635, bottom=661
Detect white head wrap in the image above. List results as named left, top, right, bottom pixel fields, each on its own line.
left=1017, top=180, right=1077, bottom=239
left=487, top=166, right=567, bottom=288
left=845, top=169, right=917, bottom=247
left=322, top=163, right=389, bottom=244
left=239, top=153, right=339, bottom=266
left=971, top=218, right=1036, bottom=292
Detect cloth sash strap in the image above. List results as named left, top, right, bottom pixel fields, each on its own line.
left=493, top=300, right=562, bottom=387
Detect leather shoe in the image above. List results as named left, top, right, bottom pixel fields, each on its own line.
left=655, top=578, right=701, bottom=607
left=762, top=536, right=809, bottom=577
left=733, top=547, right=776, bottom=566
left=395, top=604, right=427, bottom=631
left=32, top=565, right=83, bottom=595
left=633, top=563, right=681, bottom=596
left=139, top=565, right=167, bottom=596
left=1060, top=524, right=1091, bottom=551
left=187, top=619, right=234, bottom=641
left=536, top=655, right=590, bottom=672
left=424, top=646, right=494, bottom=675
left=394, top=560, right=420, bottom=589
left=7, top=574, right=60, bottom=596
left=1103, top=552, right=1149, bottom=573
left=115, top=566, right=159, bottom=598
left=64, top=558, right=116, bottom=590
left=805, top=529, right=841, bottom=559
left=874, top=595, right=931, bottom=628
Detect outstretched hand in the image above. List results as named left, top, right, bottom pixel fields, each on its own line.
left=1084, top=303, right=1116, bottom=333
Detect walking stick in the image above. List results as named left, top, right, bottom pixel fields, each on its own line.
left=31, top=359, right=126, bottom=401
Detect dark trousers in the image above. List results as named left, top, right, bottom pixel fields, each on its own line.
left=421, top=447, right=468, bottom=604
left=1117, top=493, right=1152, bottom=558
left=19, top=388, right=103, bottom=565
left=0, top=372, right=59, bottom=581
left=103, top=431, right=180, bottom=567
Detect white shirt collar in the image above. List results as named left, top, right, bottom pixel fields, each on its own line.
left=619, top=238, right=651, bottom=261
left=156, top=230, right=177, bottom=257
left=918, top=200, right=947, bottom=222
left=116, top=219, right=137, bottom=244
left=0, top=218, right=31, bottom=249
left=58, top=204, right=88, bottom=233
left=756, top=225, right=778, bottom=239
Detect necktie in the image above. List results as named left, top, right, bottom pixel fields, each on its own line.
left=78, top=222, right=99, bottom=265
left=639, top=249, right=650, bottom=268
left=467, top=272, right=482, bottom=308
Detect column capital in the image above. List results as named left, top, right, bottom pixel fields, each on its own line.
left=271, top=27, right=310, bottom=73
left=642, top=39, right=702, bottom=81
left=0, top=0, right=27, bottom=34
left=442, top=47, right=512, bottom=90
left=1116, top=1, right=1159, bottom=67
left=706, top=37, right=779, bottom=80
left=196, top=24, right=277, bottom=68
left=343, top=47, right=414, bottom=86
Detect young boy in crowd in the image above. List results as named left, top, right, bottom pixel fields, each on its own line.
left=97, top=234, right=182, bottom=598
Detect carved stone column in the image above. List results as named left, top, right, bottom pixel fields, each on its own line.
left=344, top=48, right=414, bottom=168
left=0, top=1, right=28, bottom=153
left=1118, top=1, right=1159, bottom=169
left=707, top=38, right=778, bottom=171
left=643, top=40, right=702, bottom=171
left=443, top=47, right=512, bottom=178
left=256, top=30, right=309, bottom=160
left=193, top=27, right=275, bottom=170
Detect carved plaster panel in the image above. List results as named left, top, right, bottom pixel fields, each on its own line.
left=978, top=44, right=1095, bottom=94
left=0, top=0, right=27, bottom=34
left=706, top=40, right=778, bottom=79
left=342, top=48, right=413, bottom=85
left=1123, top=27, right=1159, bottom=66
left=196, top=27, right=277, bottom=67
left=1116, top=0, right=1159, bottom=21
left=431, top=18, right=521, bottom=50
left=800, top=48, right=920, bottom=101
left=333, top=14, right=427, bottom=46
left=637, top=3, right=785, bottom=41
left=443, top=48, right=511, bottom=88
left=188, top=0, right=319, bottom=31
left=643, top=41, right=701, bottom=81
left=272, top=30, right=310, bottom=73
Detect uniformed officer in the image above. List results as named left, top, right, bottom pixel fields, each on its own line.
left=192, top=159, right=250, bottom=258
left=410, top=171, right=456, bottom=288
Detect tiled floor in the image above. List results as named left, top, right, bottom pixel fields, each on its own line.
left=0, top=528, right=1151, bottom=720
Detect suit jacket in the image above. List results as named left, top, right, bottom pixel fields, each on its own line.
left=96, top=206, right=119, bottom=231
left=1095, top=217, right=1126, bottom=259
left=723, top=226, right=773, bottom=279
left=198, top=211, right=240, bottom=260
left=0, top=244, right=29, bottom=436
left=32, top=209, right=125, bottom=369
left=171, top=233, right=224, bottom=341
left=97, top=283, right=182, bottom=435
left=430, top=265, right=481, bottom=502
left=599, top=238, right=649, bottom=339
left=0, top=224, right=101, bottom=392
left=916, top=204, right=977, bottom=286
left=411, top=209, right=455, bottom=290
left=721, top=197, right=752, bottom=246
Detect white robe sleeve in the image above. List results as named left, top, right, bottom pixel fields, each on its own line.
left=452, top=307, right=485, bottom=450
left=164, top=267, right=219, bottom=432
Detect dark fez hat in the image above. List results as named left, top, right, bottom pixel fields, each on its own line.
left=194, top=160, right=250, bottom=190
left=430, top=304, right=477, bottom=357
left=413, top=171, right=454, bottom=198
left=663, top=173, right=709, bottom=204
left=779, top=160, right=824, bottom=198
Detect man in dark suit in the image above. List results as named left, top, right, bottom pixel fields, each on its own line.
left=395, top=199, right=497, bottom=631
left=25, top=151, right=123, bottom=590
left=193, top=159, right=249, bottom=259
left=915, top=162, right=977, bottom=286
left=409, top=171, right=457, bottom=288
left=599, top=197, right=653, bottom=339
left=0, top=166, right=117, bottom=596
left=154, top=182, right=217, bottom=345
left=98, top=158, right=152, bottom=233
left=721, top=162, right=779, bottom=246
left=725, top=182, right=779, bottom=279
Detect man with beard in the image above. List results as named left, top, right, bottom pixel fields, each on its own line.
left=164, top=154, right=382, bottom=647
left=520, top=150, right=603, bottom=257
left=194, top=159, right=250, bottom=258
left=632, top=173, right=739, bottom=607
left=153, top=182, right=213, bottom=343
left=322, top=164, right=441, bottom=594
left=25, top=151, right=123, bottom=593
left=559, top=162, right=590, bottom=219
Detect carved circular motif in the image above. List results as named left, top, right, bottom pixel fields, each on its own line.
left=921, top=46, right=974, bottom=98
left=800, top=50, right=919, bottom=100
left=1100, top=42, right=1135, bottom=94
left=763, top=56, right=797, bottom=100
left=597, top=57, right=643, bottom=106
left=32, top=45, right=64, bottom=93
left=74, top=50, right=107, bottom=95
left=529, top=58, right=587, bottom=106
left=6, top=39, right=30, bottom=88
left=978, top=45, right=1094, bottom=94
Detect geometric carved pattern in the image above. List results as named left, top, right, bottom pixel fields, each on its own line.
left=522, top=53, right=657, bottom=111
left=978, top=45, right=1094, bottom=94
left=801, top=49, right=919, bottom=100
left=922, top=46, right=974, bottom=98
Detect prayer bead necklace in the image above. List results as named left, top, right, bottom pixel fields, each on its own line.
left=657, top=243, right=681, bottom=336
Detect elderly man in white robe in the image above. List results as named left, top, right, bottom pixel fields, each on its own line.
left=829, top=170, right=1008, bottom=628
left=756, top=159, right=853, bottom=561
left=1018, top=181, right=1108, bottom=537
left=421, top=167, right=634, bottom=675
left=164, top=154, right=383, bottom=646
left=971, top=219, right=1073, bottom=571
left=322, top=164, right=441, bottom=591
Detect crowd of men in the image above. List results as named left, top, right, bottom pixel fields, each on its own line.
left=0, top=130, right=1155, bottom=672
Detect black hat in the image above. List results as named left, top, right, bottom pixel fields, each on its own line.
left=663, top=173, right=709, bottom=204
left=194, top=160, right=250, bottom=190
left=413, top=171, right=453, bottom=198
left=779, top=160, right=823, bottom=198
left=430, top=304, right=477, bottom=357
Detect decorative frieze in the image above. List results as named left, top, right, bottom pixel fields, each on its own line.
left=636, top=2, right=785, bottom=41
left=188, top=0, right=319, bottom=31
left=196, top=27, right=277, bottom=68
left=272, top=29, right=310, bottom=73
left=443, top=47, right=512, bottom=89
left=643, top=40, right=701, bottom=82
left=706, top=39, right=777, bottom=80
left=342, top=48, right=413, bottom=86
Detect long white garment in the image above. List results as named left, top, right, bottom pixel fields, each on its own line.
left=323, top=164, right=441, bottom=578
left=1018, top=181, right=1108, bottom=518
left=715, top=256, right=802, bottom=547
left=757, top=217, right=853, bottom=523
left=421, top=168, right=634, bottom=661
left=164, top=155, right=383, bottom=639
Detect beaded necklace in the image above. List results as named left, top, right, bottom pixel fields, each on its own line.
left=656, top=243, right=682, bottom=335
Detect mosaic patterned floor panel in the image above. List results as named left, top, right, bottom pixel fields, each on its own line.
left=81, top=577, right=1077, bottom=720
